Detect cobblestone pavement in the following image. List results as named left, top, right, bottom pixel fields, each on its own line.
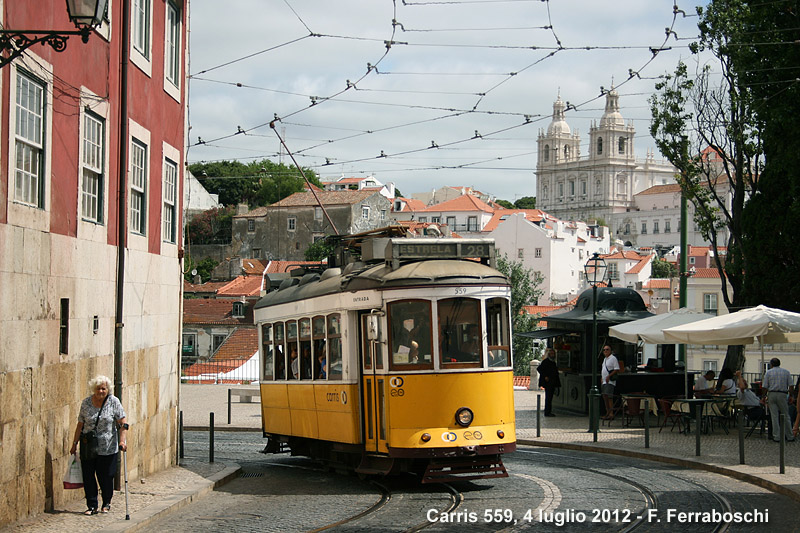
left=8, top=385, right=800, bottom=531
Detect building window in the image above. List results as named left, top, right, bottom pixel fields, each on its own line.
left=665, top=220, right=671, bottom=233
left=81, top=111, right=104, bottom=223
left=14, top=70, right=46, bottom=207
left=446, top=216, right=455, bottom=227
left=418, top=216, right=427, bottom=223
left=59, top=298, right=69, bottom=354
left=597, top=137, right=603, bottom=155
left=212, top=334, right=226, bottom=353
left=232, top=301, right=245, bottom=318
left=381, top=209, right=386, bottom=220
left=467, top=216, right=478, bottom=231
left=535, top=248, right=542, bottom=258
left=703, top=293, right=718, bottom=315
left=253, top=248, right=261, bottom=258
left=689, top=256, right=696, bottom=265
left=182, top=333, right=196, bottom=357
left=618, top=136, right=627, bottom=154
left=163, top=158, right=177, bottom=243
left=653, top=221, right=659, bottom=234
left=608, top=263, right=619, bottom=280
left=361, top=205, right=370, bottom=219
left=130, top=139, right=148, bottom=235
left=580, top=180, right=587, bottom=196
left=315, top=206, right=322, bottom=220
left=558, top=182, right=564, bottom=198
left=518, top=248, right=524, bottom=259
left=313, top=233, right=325, bottom=243
left=569, top=180, right=575, bottom=196
left=288, top=217, right=296, bottom=231
left=564, top=145, right=570, bottom=160
left=624, top=223, right=630, bottom=235
left=641, top=222, right=647, bottom=234
left=595, top=178, right=602, bottom=197
left=247, top=219, right=255, bottom=232
left=133, top=0, right=151, bottom=58
left=165, top=1, right=180, bottom=86
left=703, top=360, right=717, bottom=372
left=432, top=216, right=441, bottom=223
left=543, top=144, right=550, bottom=162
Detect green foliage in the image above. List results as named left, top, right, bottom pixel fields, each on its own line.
left=495, top=199, right=514, bottom=209
left=496, top=254, right=544, bottom=375
left=651, top=258, right=677, bottom=279
left=184, top=256, right=219, bottom=284
left=186, top=206, right=235, bottom=245
left=305, top=239, right=334, bottom=261
left=189, top=159, right=321, bottom=207
left=513, top=196, right=536, bottom=209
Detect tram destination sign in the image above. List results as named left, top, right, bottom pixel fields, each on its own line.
left=386, top=238, right=495, bottom=266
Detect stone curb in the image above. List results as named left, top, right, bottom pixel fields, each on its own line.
left=97, top=463, right=242, bottom=533
left=518, top=439, right=800, bottom=505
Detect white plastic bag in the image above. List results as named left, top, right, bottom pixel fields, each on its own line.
left=63, top=454, right=83, bottom=489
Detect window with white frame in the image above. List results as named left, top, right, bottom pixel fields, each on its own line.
left=14, top=70, right=46, bottom=207
left=81, top=111, right=104, bottom=223
left=446, top=216, right=455, bottom=227
left=608, top=263, right=619, bottom=280
left=653, top=221, right=659, bottom=234
left=418, top=216, right=427, bottom=223
left=361, top=205, right=370, bottom=219
left=431, top=216, right=441, bottom=223
left=247, top=219, right=255, bottom=232
left=133, top=0, right=151, bottom=58
left=665, top=220, right=671, bottom=233
left=165, top=1, right=180, bottom=87
left=467, top=216, right=478, bottom=231
left=703, top=360, right=718, bottom=372
left=314, top=206, right=322, bottom=220
left=380, top=209, right=386, bottom=220
left=703, top=293, right=718, bottom=315
left=641, top=221, right=647, bottom=234
left=288, top=217, right=296, bottom=231
left=130, top=139, right=147, bottom=235
left=163, top=158, right=177, bottom=243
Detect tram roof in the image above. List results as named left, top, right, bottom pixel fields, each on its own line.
left=254, top=258, right=508, bottom=310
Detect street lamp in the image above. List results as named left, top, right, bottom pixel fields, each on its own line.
left=0, top=0, right=108, bottom=69
left=584, top=252, right=607, bottom=440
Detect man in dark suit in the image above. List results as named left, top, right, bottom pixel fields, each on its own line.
left=537, top=348, right=561, bottom=417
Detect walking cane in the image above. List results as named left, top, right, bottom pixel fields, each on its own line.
left=123, top=450, right=130, bottom=520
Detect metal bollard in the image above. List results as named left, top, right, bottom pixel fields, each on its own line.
left=737, top=408, right=744, bottom=465
left=695, top=402, right=702, bottom=456
left=592, top=391, right=599, bottom=443
left=644, top=399, right=650, bottom=449
left=536, top=394, right=541, bottom=438
left=209, top=412, right=215, bottom=463
left=228, top=388, right=232, bottom=425
left=780, top=414, right=785, bottom=474
left=179, top=411, right=184, bottom=459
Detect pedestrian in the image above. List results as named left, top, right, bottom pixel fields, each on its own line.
left=762, top=358, right=795, bottom=442
left=600, top=344, right=620, bottom=420
left=537, top=348, right=561, bottom=417
left=694, top=370, right=715, bottom=397
left=69, top=375, right=128, bottom=515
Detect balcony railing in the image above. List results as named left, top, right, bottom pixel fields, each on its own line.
left=181, top=357, right=259, bottom=384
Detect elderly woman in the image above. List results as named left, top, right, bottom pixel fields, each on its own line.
left=69, top=375, right=128, bottom=515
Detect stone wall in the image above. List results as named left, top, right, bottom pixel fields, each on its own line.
left=0, top=227, right=181, bottom=526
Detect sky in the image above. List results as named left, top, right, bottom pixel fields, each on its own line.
left=187, top=0, right=708, bottom=203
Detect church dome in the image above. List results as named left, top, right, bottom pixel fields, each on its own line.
left=547, top=96, right=571, bottom=136
left=600, top=87, right=624, bottom=127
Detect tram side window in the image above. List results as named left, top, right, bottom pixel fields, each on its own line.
left=327, top=313, right=342, bottom=380
left=388, top=300, right=433, bottom=370
left=261, top=324, right=274, bottom=381
left=287, top=320, right=299, bottom=379
left=274, top=322, right=286, bottom=380
left=299, top=318, right=312, bottom=379
left=486, top=298, right=511, bottom=367
left=313, top=315, right=327, bottom=379
left=438, top=298, right=482, bottom=368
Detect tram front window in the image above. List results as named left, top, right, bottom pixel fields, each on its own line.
left=261, top=324, right=274, bottom=381
left=438, top=298, right=482, bottom=368
left=486, top=297, right=511, bottom=367
left=388, top=300, right=433, bottom=369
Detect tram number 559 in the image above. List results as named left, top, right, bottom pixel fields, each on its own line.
left=454, top=287, right=467, bottom=295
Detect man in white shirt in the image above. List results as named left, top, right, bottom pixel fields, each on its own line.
left=600, top=344, right=620, bottom=420
left=762, top=358, right=795, bottom=442
left=694, top=370, right=715, bottom=398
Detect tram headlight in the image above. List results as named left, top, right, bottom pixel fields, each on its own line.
left=455, top=407, right=474, bottom=427
left=421, top=433, right=431, bottom=442
left=497, top=430, right=505, bottom=439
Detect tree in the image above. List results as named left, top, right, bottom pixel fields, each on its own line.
left=650, top=1, right=765, bottom=369
left=305, top=239, right=334, bottom=261
left=496, top=254, right=544, bottom=375
left=651, top=258, right=678, bottom=279
left=495, top=199, right=514, bottom=209
left=189, top=159, right=321, bottom=207
left=184, top=257, right=219, bottom=284
left=186, top=206, right=235, bottom=245
left=514, top=196, right=536, bottom=209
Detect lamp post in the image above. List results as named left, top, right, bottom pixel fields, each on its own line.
left=584, top=252, right=607, bottom=439
left=0, top=0, right=108, bottom=69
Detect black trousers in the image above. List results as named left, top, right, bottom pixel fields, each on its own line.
left=81, top=452, right=118, bottom=509
left=543, top=385, right=556, bottom=415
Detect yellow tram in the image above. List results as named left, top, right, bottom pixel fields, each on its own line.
left=254, top=231, right=516, bottom=482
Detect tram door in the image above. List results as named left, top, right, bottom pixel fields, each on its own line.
left=361, top=314, right=388, bottom=453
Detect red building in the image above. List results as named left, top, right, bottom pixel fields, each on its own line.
left=0, top=0, right=187, bottom=524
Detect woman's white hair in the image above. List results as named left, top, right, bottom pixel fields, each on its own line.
left=88, top=375, right=113, bottom=395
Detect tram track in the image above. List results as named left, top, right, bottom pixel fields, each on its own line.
left=512, top=448, right=734, bottom=533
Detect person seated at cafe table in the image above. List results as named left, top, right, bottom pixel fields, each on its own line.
left=694, top=370, right=715, bottom=397
left=714, top=368, right=737, bottom=395
left=735, top=370, right=766, bottom=420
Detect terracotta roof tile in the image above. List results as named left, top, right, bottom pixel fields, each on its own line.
left=523, top=305, right=567, bottom=316
left=482, top=209, right=545, bottom=232
left=265, top=260, right=323, bottom=273
left=626, top=255, right=652, bottom=274
left=644, top=279, right=671, bottom=289
left=397, top=197, right=427, bottom=212
left=183, top=299, right=253, bottom=325
left=183, top=280, right=230, bottom=294
left=424, top=194, right=494, bottom=213
left=217, top=276, right=263, bottom=298
left=636, top=184, right=682, bottom=195
left=241, top=259, right=268, bottom=275
left=692, top=268, right=722, bottom=278
left=212, top=327, right=258, bottom=360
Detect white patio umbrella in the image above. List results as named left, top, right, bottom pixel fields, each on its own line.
left=609, top=308, right=713, bottom=344
left=663, top=305, right=800, bottom=369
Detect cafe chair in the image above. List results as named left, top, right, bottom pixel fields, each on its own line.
left=623, top=395, right=647, bottom=428
left=658, top=396, right=683, bottom=433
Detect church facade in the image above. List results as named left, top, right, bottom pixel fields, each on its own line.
left=535, top=90, right=680, bottom=248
